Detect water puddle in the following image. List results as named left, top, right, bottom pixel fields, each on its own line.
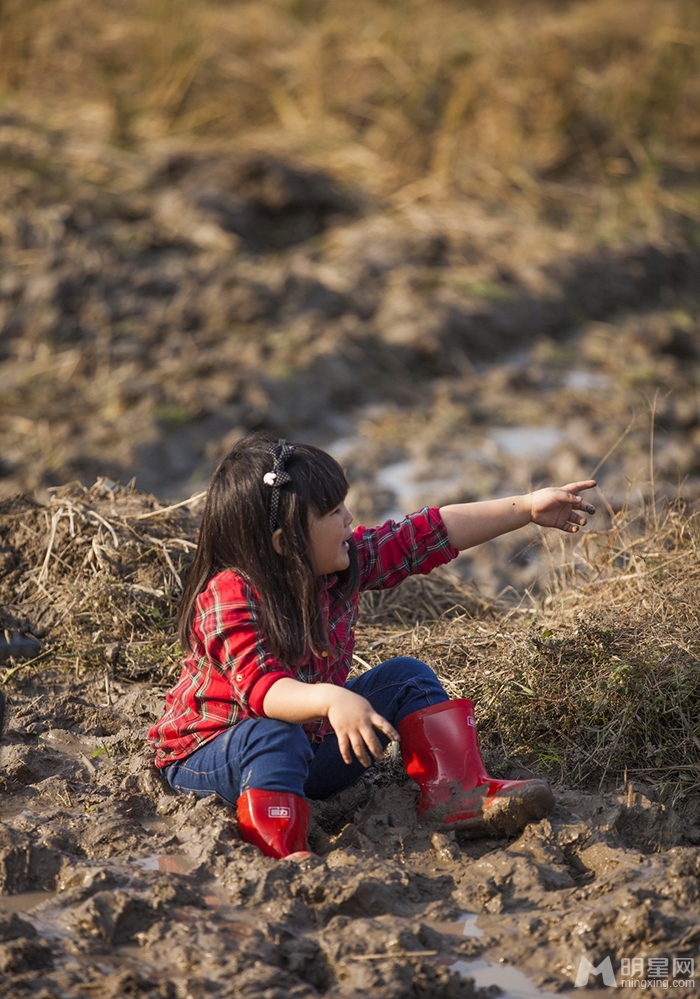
left=374, top=458, right=473, bottom=522
left=375, top=459, right=421, bottom=498
left=128, top=853, right=234, bottom=912
left=139, top=816, right=175, bottom=835
left=374, top=459, right=431, bottom=521
left=333, top=423, right=568, bottom=523
left=429, top=913, right=553, bottom=998
left=0, top=803, right=32, bottom=822
left=129, top=853, right=197, bottom=875
left=0, top=890, right=57, bottom=914
left=489, top=427, right=565, bottom=461
left=449, top=957, right=552, bottom=999
left=39, top=729, right=101, bottom=762
left=429, top=911, right=484, bottom=939
left=564, top=370, right=610, bottom=392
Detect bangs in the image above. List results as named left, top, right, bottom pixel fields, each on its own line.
left=292, top=445, right=348, bottom=516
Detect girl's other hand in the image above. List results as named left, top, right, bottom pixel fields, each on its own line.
left=529, top=480, right=597, bottom=533
left=325, top=687, right=399, bottom=767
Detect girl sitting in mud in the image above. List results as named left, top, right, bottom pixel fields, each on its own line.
left=148, top=433, right=596, bottom=860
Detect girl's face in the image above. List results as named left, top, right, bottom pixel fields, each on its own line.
left=308, top=501, right=354, bottom=575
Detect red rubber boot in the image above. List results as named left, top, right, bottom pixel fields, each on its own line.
left=236, top=789, right=314, bottom=859
left=398, top=699, right=554, bottom=836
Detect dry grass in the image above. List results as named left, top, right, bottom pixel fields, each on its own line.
left=0, top=479, right=204, bottom=682
left=357, top=496, right=700, bottom=802
left=1, top=478, right=698, bottom=803
left=365, top=594, right=700, bottom=802
left=1, top=0, right=699, bottom=224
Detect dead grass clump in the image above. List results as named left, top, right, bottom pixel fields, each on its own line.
left=462, top=608, right=700, bottom=804
left=518, top=499, right=700, bottom=800
left=0, top=479, right=204, bottom=681
left=359, top=567, right=503, bottom=629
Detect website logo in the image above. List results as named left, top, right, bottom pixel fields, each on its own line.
left=575, top=956, right=617, bottom=988
left=573, top=954, right=695, bottom=989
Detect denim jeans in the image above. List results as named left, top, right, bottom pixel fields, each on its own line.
left=164, top=656, right=448, bottom=804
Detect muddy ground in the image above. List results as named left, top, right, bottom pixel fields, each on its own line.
left=1, top=110, right=700, bottom=517
left=1, top=90, right=700, bottom=997
left=0, top=484, right=698, bottom=998
left=1, top=666, right=699, bottom=999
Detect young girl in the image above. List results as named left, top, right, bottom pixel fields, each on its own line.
left=148, top=433, right=596, bottom=859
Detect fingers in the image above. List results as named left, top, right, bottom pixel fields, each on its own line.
left=373, top=714, right=400, bottom=744
left=339, top=714, right=399, bottom=768
left=355, top=719, right=384, bottom=766
left=337, top=731, right=353, bottom=766
left=570, top=495, right=596, bottom=515
left=554, top=483, right=595, bottom=518
left=560, top=513, right=584, bottom=532
left=570, top=510, right=589, bottom=528
left=562, top=479, right=597, bottom=492
left=350, top=720, right=385, bottom=768
left=562, top=509, right=591, bottom=532
left=562, top=482, right=597, bottom=512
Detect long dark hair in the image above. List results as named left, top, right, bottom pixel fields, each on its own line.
left=178, top=432, right=359, bottom=664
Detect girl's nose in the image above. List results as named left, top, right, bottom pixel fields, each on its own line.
left=343, top=505, right=353, bottom=526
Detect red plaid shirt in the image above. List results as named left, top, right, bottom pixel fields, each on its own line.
left=148, top=507, right=458, bottom=768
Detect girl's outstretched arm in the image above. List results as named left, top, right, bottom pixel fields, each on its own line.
left=263, top=678, right=399, bottom=767
left=439, top=479, right=597, bottom=552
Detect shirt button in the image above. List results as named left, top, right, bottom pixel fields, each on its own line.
left=236, top=674, right=243, bottom=681
left=321, top=651, right=328, bottom=658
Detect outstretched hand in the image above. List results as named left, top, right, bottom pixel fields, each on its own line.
left=529, top=480, right=597, bottom=533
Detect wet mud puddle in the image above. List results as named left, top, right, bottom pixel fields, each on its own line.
left=0, top=878, right=552, bottom=999
left=0, top=891, right=58, bottom=914
left=450, top=959, right=552, bottom=999
left=432, top=913, right=556, bottom=999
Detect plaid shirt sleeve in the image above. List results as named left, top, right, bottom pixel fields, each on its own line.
left=195, top=572, right=295, bottom=714
left=353, top=506, right=459, bottom=592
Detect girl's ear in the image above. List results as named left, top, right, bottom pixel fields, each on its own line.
left=271, top=528, right=284, bottom=556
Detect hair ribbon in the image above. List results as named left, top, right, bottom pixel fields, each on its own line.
left=265, top=439, right=295, bottom=532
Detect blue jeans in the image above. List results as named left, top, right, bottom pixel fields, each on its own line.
left=164, top=657, right=448, bottom=803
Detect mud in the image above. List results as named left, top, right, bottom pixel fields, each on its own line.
left=1, top=82, right=700, bottom=999
left=1, top=111, right=700, bottom=540
left=0, top=669, right=698, bottom=998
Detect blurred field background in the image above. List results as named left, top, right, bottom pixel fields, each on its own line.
left=1, top=0, right=699, bottom=227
